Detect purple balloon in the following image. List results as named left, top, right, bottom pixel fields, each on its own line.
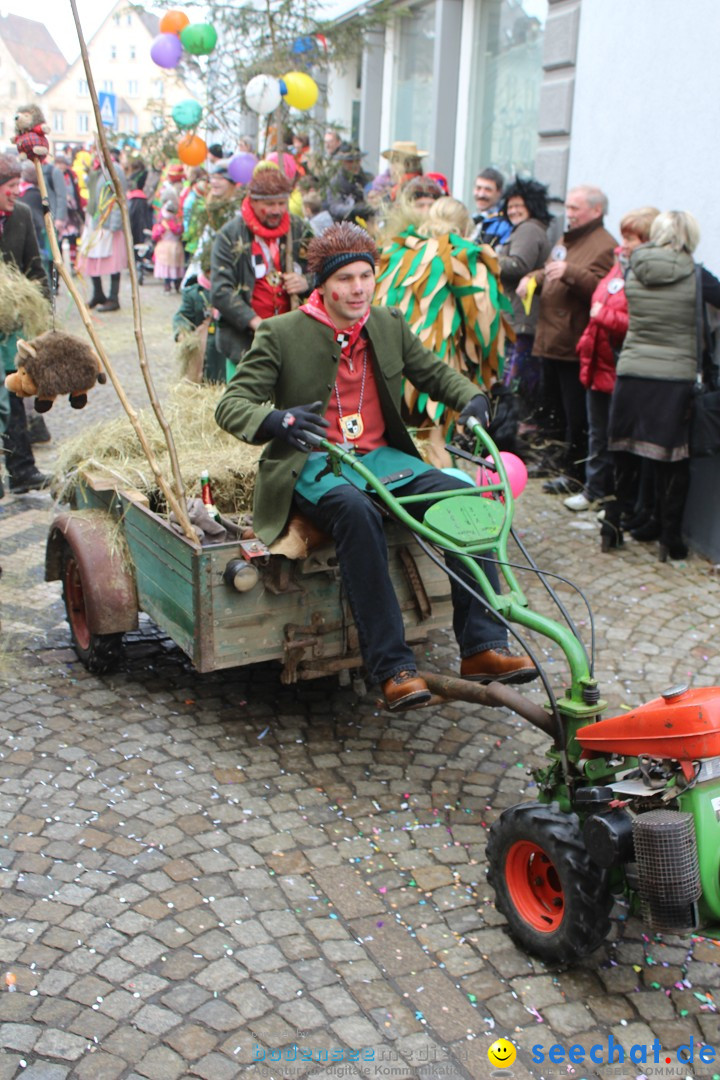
left=150, top=33, right=183, bottom=69
left=228, top=152, right=258, bottom=185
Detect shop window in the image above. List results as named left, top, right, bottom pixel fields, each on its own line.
left=390, top=2, right=436, bottom=156
left=464, top=0, right=547, bottom=198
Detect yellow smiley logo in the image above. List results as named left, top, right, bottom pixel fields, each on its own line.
left=488, top=1038, right=517, bottom=1068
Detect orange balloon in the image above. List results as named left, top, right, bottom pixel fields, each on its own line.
left=160, top=10, right=190, bottom=35
left=177, top=134, right=207, bottom=166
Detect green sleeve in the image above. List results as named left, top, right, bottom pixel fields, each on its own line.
left=210, top=222, right=256, bottom=332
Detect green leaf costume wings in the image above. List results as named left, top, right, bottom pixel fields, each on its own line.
left=374, top=227, right=513, bottom=424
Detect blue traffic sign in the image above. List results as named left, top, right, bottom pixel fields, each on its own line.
left=98, top=92, right=117, bottom=128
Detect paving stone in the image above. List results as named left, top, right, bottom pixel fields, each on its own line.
left=33, top=1027, right=89, bottom=1060
left=164, top=1023, right=219, bottom=1061
left=134, top=1044, right=186, bottom=1079
left=188, top=1051, right=240, bottom=1079
left=190, top=999, right=244, bottom=1032
left=72, top=1052, right=127, bottom=1080
left=349, top=916, right=432, bottom=977
left=133, top=1002, right=182, bottom=1035
left=18, top=1066, right=70, bottom=1080
left=0, top=1022, right=37, bottom=1051
left=313, top=866, right=385, bottom=917
left=395, top=970, right=482, bottom=1042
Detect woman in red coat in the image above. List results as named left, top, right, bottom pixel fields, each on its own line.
left=564, top=207, right=659, bottom=523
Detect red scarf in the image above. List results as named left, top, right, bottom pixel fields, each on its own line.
left=301, top=291, right=386, bottom=451
left=300, top=289, right=369, bottom=357
left=241, top=196, right=290, bottom=240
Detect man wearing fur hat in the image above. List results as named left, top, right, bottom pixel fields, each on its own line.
left=216, top=222, right=536, bottom=710
left=210, top=163, right=313, bottom=378
left=0, top=152, right=50, bottom=494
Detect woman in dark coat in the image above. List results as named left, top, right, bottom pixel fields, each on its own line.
left=607, top=210, right=720, bottom=560
left=496, top=178, right=552, bottom=425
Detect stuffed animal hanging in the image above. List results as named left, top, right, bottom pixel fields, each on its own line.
left=13, top=104, right=50, bottom=161
left=5, top=331, right=106, bottom=412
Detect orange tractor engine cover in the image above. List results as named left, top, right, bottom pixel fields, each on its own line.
left=577, top=686, right=720, bottom=780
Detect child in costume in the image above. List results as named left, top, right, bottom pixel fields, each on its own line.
left=152, top=201, right=184, bottom=292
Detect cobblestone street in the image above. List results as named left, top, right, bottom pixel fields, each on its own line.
left=2, top=279, right=720, bottom=1080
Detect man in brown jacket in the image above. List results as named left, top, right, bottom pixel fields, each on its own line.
left=519, top=186, right=616, bottom=493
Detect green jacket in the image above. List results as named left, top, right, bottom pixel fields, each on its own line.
left=215, top=306, right=481, bottom=544
left=617, top=246, right=696, bottom=382
left=210, top=213, right=313, bottom=364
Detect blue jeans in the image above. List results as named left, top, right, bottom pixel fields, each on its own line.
left=585, top=389, right=614, bottom=500
left=293, top=468, right=507, bottom=685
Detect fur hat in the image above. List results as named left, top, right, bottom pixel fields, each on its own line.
left=248, top=162, right=292, bottom=200
left=306, top=222, right=378, bottom=284
left=0, top=152, right=22, bottom=187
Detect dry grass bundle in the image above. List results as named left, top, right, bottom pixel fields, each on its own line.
left=0, top=262, right=52, bottom=339
left=54, top=382, right=262, bottom=514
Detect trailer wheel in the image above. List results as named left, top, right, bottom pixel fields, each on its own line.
left=62, top=542, right=123, bottom=673
left=486, top=802, right=613, bottom=964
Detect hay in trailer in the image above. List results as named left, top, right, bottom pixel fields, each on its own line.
left=0, top=262, right=52, bottom=339
left=54, top=381, right=262, bottom=515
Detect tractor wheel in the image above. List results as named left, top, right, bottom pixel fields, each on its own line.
left=62, top=541, right=123, bottom=673
left=486, top=802, right=613, bottom=964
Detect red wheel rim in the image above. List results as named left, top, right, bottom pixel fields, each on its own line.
left=505, top=840, right=565, bottom=932
left=64, top=557, right=90, bottom=651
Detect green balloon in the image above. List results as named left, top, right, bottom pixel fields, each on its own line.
left=172, top=99, right=203, bottom=129
left=180, top=23, right=218, bottom=55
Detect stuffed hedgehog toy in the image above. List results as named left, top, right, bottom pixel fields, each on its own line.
left=13, top=104, right=50, bottom=161
left=5, top=331, right=106, bottom=412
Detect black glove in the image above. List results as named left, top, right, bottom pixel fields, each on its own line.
left=457, top=394, right=490, bottom=430
left=258, top=401, right=330, bottom=452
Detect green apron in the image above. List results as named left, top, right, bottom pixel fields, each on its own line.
left=295, top=446, right=433, bottom=505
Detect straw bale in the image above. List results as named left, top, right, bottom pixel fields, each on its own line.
left=0, top=262, right=52, bottom=339
left=54, top=382, right=262, bottom=514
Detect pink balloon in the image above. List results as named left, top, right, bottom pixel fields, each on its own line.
left=150, top=32, right=183, bottom=68
left=228, top=152, right=258, bottom=184
left=266, top=151, right=298, bottom=180
left=475, top=452, right=528, bottom=500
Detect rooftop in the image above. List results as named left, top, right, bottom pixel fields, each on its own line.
left=0, top=12, right=67, bottom=89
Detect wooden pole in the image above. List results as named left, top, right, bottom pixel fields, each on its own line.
left=34, top=160, right=198, bottom=546
left=65, top=0, right=196, bottom=544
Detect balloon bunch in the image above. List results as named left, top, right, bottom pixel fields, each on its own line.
left=151, top=11, right=219, bottom=165
left=244, top=71, right=319, bottom=115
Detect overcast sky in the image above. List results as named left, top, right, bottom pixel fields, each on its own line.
left=3, top=0, right=113, bottom=60
left=10, top=0, right=362, bottom=62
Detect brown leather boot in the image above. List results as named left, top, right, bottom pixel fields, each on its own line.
left=382, top=670, right=431, bottom=711
left=460, top=647, right=538, bottom=685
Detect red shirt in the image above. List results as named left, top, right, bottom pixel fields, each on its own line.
left=324, top=333, right=388, bottom=452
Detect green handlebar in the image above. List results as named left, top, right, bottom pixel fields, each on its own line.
left=309, top=422, right=592, bottom=696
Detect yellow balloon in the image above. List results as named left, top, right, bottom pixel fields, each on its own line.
left=281, top=71, right=319, bottom=111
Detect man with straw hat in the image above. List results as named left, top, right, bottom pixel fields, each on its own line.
left=380, top=140, right=428, bottom=202
left=216, top=221, right=536, bottom=711
left=0, top=152, right=50, bottom=496
left=211, top=162, right=313, bottom=380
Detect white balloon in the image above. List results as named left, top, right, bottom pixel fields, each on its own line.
left=245, top=74, right=282, bottom=115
